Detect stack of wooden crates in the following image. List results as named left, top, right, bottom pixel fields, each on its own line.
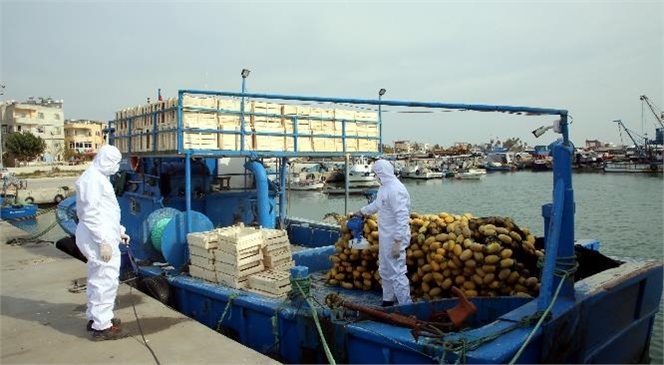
left=113, top=95, right=379, bottom=154
left=187, top=226, right=294, bottom=298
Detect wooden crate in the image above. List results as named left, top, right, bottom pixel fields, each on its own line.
left=263, top=248, right=292, bottom=268
left=216, top=271, right=248, bottom=289
left=183, top=132, right=218, bottom=150
left=218, top=98, right=241, bottom=112
left=358, top=139, right=380, bottom=153
left=189, top=265, right=219, bottom=283
left=248, top=270, right=291, bottom=296
left=355, top=111, right=378, bottom=122
left=251, top=101, right=282, bottom=117
left=217, top=228, right=263, bottom=251
left=272, top=260, right=295, bottom=272
left=189, top=245, right=217, bottom=259
left=187, top=231, right=219, bottom=249
left=183, top=112, right=218, bottom=129
left=334, top=109, right=356, bottom=121
left=183, top=95, right=217, bottom=109
left=215, top=246, right=263, bottom=266
left=189, top=255, right=215, bottom=269
left=215, top=260, right=264, bottom=278
left=158, top=131, right=177, bottom=151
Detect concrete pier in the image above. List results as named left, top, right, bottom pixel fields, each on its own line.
left=0, top=221, right=280, bottom=364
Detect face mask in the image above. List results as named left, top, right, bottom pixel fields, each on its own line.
left=110, top=163, right=120, bottom=175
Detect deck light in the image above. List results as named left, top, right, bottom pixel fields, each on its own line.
left=379, top=88, right=386, bottom=96
left=241, top=69, right=251, bottom=79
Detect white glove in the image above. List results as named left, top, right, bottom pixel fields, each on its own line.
left=100, top=243, right=112, bottom=262
left=391, top=240, right=401, bottom=259
left=120, top=233, right=131, bottom=245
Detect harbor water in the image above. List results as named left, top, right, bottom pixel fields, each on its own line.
left=11, top=171, right=663, bottom=363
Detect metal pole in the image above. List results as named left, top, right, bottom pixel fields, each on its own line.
left=185, top=152, right=192, bottom=232
left=344, top=153, right=349, bottom=214
left=240, top=74, right=248, bottom=190
left=378, top=91, right=384, bottom=154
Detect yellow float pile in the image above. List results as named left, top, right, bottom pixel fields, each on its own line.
left=325, top=212, right=544, bottom=299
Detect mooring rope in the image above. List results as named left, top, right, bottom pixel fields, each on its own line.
left=293, top=277, right=336, bottom=365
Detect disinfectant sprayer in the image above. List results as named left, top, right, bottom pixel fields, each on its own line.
left=346, top=216, right=370, bottom=250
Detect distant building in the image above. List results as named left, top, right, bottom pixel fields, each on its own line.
left=585, top=139, right=603, bottom=149
left=64, top=120, right=105, bottom=156
left=394, top=140, right=412, bottom=153
left=1, top=97, right=65, bottom=165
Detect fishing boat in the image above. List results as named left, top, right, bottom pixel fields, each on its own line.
left=54, top=87, right=662, bottom=364
left=401, top=160, right=443, bottom=179
left=0, top=196, right=38, bottom=220
left=454, top=168, right=485, bottom=180
left=288, top=179, right=325, bottom=191
left=603, top=120, right=663, bottom=173
left=346, top=155, right=379, bottom=186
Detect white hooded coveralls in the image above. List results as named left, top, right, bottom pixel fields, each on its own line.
left=75, top=145, right=124, bottom=331
left=360, top=160, right=413, bottom=304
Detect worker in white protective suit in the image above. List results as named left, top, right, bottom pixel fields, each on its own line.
left=75, top=144, right=130, bottom=341
left=353, top=159, right=412, bottom=306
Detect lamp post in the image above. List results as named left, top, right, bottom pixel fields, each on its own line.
left=378, top=88, right=386, bottom=154
left=240, top=69, right=250, bottom=152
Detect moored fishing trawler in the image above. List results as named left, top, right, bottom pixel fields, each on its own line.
left=54, top=81, right=662, bottom=364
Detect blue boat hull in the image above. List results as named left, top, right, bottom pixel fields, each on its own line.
left=1, top=204, right=38, bottom=220
left=134, top=244, right=662, bottom=364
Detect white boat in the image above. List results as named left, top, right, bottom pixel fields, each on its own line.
left=603, top=161, right=663, bottom=173
left=346, top=156, right=379, bottom=186
left=289, top=180, right=326, bottom=191
left=287, top=171, right=326, bottom=190
left=455, top=168, right=486, bottom=180
left=400, top=160, right=443, bottom=179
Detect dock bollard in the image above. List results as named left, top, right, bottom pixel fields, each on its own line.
left=290, top=266, right=310, bottom=308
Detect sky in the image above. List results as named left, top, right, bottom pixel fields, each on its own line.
left=1, top=0, right=662, bottom=148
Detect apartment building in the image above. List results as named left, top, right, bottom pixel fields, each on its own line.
left=394, top=140, right=412, bottom=153
left=1, top=97, right=65, bottom=164
left=64, top=119, right=105, bottom=155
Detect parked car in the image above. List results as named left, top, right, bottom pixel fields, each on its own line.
left=20, top=186, right=75, bottom=205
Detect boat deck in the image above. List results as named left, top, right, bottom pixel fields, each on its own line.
left=0, top=220, right=279, bottom=365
